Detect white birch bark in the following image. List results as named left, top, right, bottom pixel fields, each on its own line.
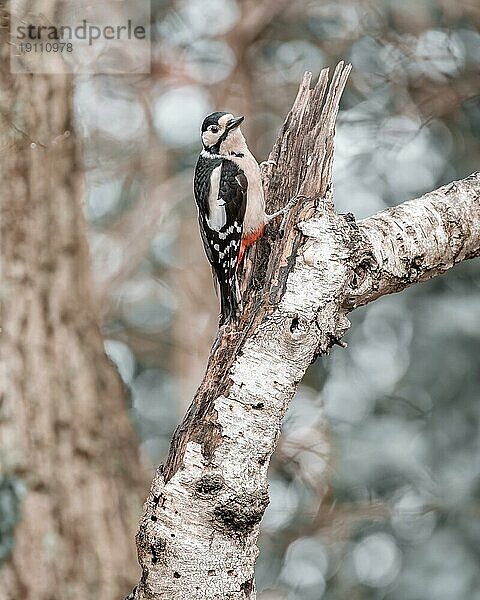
left=127, top=63, right=480, bottom=599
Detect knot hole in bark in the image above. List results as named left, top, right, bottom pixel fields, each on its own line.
left=194, top=473, right=225, bottom=496
left=213, top=489, right=269, bottom=536
left=351, top=254, right=378, bottom=289
left=404, top=254, right=426, bottom=282
left=288, top=313, right=309, bottom=340
left=290, top=315, right=300, bottom=333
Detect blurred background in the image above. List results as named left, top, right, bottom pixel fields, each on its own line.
left=77, top=1, right=480, bottom=598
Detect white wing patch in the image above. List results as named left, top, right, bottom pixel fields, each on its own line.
left=206, top=165, right=226, bottom=231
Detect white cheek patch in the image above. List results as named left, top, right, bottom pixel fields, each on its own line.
left=202, top=130, right=220, bottom=147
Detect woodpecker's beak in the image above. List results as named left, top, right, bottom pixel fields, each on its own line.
left=226, top=115, right=244, bottom=131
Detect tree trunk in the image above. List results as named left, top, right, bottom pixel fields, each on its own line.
left=0, top=11, right=145, bottom=600
left=129, top=64, right=480, bottom=599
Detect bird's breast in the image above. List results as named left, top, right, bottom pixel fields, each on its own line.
left=229, top=153, right=266, bottom=234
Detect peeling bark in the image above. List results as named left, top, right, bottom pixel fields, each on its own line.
left=130, top=61, right=480, bottom=599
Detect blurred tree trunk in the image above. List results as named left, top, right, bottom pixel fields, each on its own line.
left=0, top=12, right=144, bottom=600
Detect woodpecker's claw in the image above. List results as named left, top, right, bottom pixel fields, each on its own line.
left=267, top=194, right=306, bottom=236
left=260, top=159, right=277, bottom=170
left=278, top=198, right=297, bottom=236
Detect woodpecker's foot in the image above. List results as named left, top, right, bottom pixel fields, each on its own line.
left=260, top=159, right=277, bottom=171
left=267, top=194, right=306, bottom=236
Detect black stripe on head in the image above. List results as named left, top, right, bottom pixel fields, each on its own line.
left=201, top=112, right=229, bottom=133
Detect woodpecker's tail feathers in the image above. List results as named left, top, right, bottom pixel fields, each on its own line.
left=219, top=276, right=241, bottom=326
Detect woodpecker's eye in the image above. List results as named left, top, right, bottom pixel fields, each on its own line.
left=210, top=126, right=219, bottom=133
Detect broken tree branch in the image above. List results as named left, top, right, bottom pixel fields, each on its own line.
left=344, top=176, right=480, bottom=308
left=127, top=62, right=480, bottom=600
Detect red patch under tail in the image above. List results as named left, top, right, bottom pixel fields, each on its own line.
left=238, top=225, right=265, bottom=265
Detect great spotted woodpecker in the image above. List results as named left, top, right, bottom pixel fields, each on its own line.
left=194, top=112, right=292, bottom=325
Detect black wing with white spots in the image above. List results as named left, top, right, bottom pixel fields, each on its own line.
left=194, top=155, right=247, bottom=324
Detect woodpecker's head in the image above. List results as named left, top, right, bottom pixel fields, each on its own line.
left=201, top=112, right=246, bottom=155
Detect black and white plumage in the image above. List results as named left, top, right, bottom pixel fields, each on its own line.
left=194, top=111, right=266, bottom=325
left=194, top=154, right=247, bottom=324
